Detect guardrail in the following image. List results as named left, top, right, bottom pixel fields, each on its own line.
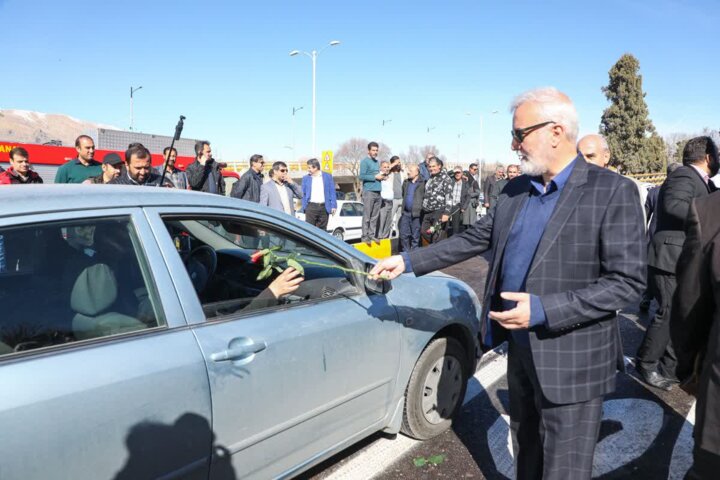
left=626, top=172, right=666, bottom=186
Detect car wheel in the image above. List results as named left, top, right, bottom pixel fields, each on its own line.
left=332, top=228, right=344, bottom=241
left=401, top=337, right=469, bottom=440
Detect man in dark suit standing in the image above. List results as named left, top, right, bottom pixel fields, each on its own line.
left=371, top=87, right=645, bottom=480
left=637, top=137, right=719, bottom=390
left=639, top=162, right=682, bottom=311
left=671, top=191, right=720, bottom=478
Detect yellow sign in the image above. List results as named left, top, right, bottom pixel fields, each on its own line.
left=321, top=150, right=333, bottom=173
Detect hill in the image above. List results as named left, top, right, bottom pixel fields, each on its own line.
left=0, top=109, right=118, bottom=146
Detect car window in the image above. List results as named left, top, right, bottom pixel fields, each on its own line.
left=340, top=203, right=356, bottom=217
left=160, top=216, right=361, bottom=320
left=352, top=203, right=364, bottom=216
left=0, top=217, right=165, bottom=359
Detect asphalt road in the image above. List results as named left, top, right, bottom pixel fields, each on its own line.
left=305, top=255, right=696, bottom=480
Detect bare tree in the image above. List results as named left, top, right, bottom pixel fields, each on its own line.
left=335, top=138, right=394, bottom=194
left=335, top=137, right=370, bottom=195
left=402, top=145, right=441, bottom=165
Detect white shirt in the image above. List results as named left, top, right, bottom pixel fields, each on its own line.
left=310, top=174, right=325, bottom=203
left=274, top=181, right=292, bottom=215
left=690, top=164, right=710, bottom=185
left=381, top=177, right=394, bottom=200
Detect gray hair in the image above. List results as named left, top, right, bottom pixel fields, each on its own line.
left=510, top=87, right=579, bottom=142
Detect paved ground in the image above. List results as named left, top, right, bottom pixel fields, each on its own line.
left=305, top=255, right=696, bottom=479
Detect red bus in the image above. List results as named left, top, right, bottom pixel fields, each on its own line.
left=0, top=140, right=239, bottom=191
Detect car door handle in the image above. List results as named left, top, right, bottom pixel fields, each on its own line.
left=210, top=340, right=267, bottom=362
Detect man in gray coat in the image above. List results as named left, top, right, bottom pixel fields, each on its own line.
left=260, top=161, right=302, bottom=216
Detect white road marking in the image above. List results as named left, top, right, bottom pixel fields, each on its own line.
left=668, top=400, right=695, bottom=479
left=321, top=351, right=695, bottom=480
left=592, top=399, right=663, bottom=477
left=322, top=351, right=508, bottom=480
left=488, top=399, right=665, bottom=479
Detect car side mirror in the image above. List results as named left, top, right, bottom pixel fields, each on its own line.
left=364, top=263, right=392, bottom=295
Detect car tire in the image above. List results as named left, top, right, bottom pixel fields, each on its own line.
left=332, top=228, right=344, bottom=241
left=401, top=337, right=469, bottom=440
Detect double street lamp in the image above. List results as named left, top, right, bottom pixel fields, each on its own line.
left=289, top=40, right=341, bottom=157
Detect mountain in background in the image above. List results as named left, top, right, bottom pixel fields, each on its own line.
left=0, top=109, right=118, bottom=146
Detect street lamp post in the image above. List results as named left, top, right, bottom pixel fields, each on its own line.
left=381, top=119, right=392, bottom=145
left=477, top=110, right=499, bottom=165
left=289, top=40, right=340, bottom=157
left=291, top=106, right=304, bottom=160
left=457, top=132, right=465, bottom=165
left=130, top=86, right=143, bottom=131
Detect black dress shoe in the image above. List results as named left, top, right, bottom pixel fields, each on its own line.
left=658, top=365, right=681, bottom=384
left=636, top=364, right=673, bottom=391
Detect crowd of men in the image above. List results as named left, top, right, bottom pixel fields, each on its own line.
left=4, top=92, right=720, bottom=478
left=0, top=136, right=340, bottom=231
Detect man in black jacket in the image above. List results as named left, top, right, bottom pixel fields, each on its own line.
left=186, top=140, right=226, bottom=195
left=637, top=136, right=719, bottom=390
left=671, top=192, right=720, bottom=478
left=399, top=164, right=425, bottom=251
left=230, top=154, right=265, bottom=203
left=639, top=162, right=682, bottom=311
left=109, top=144, right=173, bottom=187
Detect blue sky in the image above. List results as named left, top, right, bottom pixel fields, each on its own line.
left=2, top=0, right=718, bottom=165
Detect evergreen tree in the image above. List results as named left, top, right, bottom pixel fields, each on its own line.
left=600, top=54, right=667, bottom=173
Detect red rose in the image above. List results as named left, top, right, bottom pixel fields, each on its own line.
left=250, top=251, right=264, bottom=263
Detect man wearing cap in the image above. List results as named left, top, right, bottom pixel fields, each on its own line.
left=54, top=135, right=102, bottom=184
left=0, top=147, right=43, bottom=184
left=83, top=153, right=124, bottom=184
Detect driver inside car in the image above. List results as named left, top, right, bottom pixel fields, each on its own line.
left=172, top=230, right=305, bottom=311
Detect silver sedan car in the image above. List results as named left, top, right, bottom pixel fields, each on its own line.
left=0, top=185, right=481, bottom=480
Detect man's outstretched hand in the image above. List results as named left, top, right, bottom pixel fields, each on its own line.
left=369, top=255, right=406, bottom=280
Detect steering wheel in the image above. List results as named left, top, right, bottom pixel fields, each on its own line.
left=186, top=245, right=218, bottom=294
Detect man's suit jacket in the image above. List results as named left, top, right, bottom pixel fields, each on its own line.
left=649, top=165, right=715, bottom=274
left=260, top=180, right=302, bottom=216
left=645, top=185, right=660, bottom=238
left=671, top=192, right=720, bottom=457
left=301, top=172, right=338, bottom=214
left=408, top=159, right=646, bottom=404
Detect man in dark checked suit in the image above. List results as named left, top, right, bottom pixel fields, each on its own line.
left=371, top=87, right=646, bottom=480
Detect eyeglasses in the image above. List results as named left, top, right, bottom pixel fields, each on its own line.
left=511, top=121, right=555, bottom=144
left=279, top=169, right=288, bottom=173
left=454, top=171, right=463, bottom=175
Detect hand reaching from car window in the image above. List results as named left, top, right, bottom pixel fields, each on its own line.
left=267, top=267, right=304, bottom=298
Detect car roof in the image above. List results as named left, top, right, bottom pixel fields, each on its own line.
left=0, top=185, right=257, bottom=219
